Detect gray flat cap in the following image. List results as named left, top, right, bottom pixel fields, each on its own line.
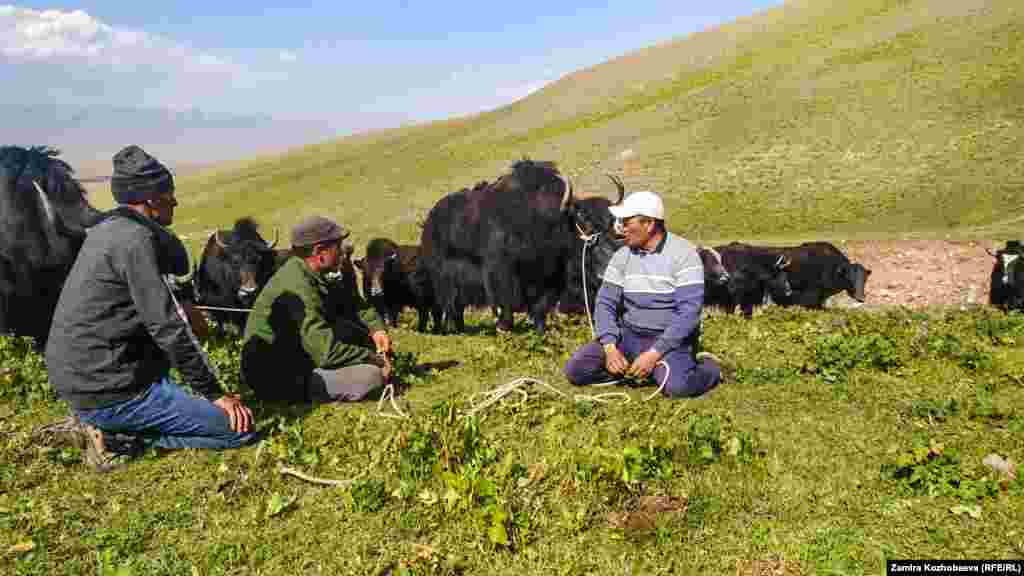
left=291, top=215, right=348, bottom=247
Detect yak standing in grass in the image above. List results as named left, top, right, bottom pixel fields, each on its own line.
left=353, top=237, right=434, bottom=330
left=194, top=218, right=281, bottom=333
left=0, top=146, right=104, bottom=346
left=418, top=161, right=623, bottom=334
left=708, top=243, right=794, bottom=317
left=769, top=242, right=870, bottom=308
left=989, top=240, right=1024, bottom=311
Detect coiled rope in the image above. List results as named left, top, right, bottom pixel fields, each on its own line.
left=376, top=383, right=409, bottom=419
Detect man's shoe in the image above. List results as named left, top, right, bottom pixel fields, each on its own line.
left=74, top=423, right=133, bottom=473
left=33, top=415, right=83, bottom=447
left=696, top=351, right=735, bottom=383
left=695, top=351, right=721, bottom=364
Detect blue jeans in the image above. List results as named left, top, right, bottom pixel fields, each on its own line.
left=77, top=376, right=259, bottom=450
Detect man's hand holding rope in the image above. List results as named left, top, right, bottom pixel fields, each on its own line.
left=371, top=330, right=393, bottom=382
left=371, top=330, right=391, bottom=355
left=603, top=343, right=629, bottom=375
left=627, top=349, right=663, bottom=380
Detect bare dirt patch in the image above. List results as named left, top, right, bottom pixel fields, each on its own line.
left=828, top=239, right=1001, bottom=309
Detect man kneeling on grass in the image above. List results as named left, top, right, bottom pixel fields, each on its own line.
left=241, top=216, right=393, bottom=403
left=46, top=146, right=258, bottom=473
left=563, top=190, right=722, bottom=397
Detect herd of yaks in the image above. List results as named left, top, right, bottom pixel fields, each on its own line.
left=1, top=147, right=1022, bottom=349
left=181, top=159, right=1024, bottom=338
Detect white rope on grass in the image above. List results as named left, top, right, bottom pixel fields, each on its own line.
left=644, top=360, right=670, bottom=401
left=194, top=305, right=253, bottom=313
left=575, top=390, right=632, bottom=404
left=463, top=377, right=568, bottom=418
left=376, top=383, right=409, bottom=420
left=279, top=465, right=358, bottom=487
left=463, top=359, right=671, bottom=418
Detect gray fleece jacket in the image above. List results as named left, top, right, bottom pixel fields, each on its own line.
left=45, top=208, right=220, bottom=411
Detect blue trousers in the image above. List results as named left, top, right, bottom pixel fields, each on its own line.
left=76, top=376, right=259, bottom=450
left=563, top=325, right=720, bottom=398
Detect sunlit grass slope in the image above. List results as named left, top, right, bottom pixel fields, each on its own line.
left=3, top=308, right=1023, bottom=574
left=5, top=4, right=1024, bottom=573
left=168, top=0, right=1024, bottom=251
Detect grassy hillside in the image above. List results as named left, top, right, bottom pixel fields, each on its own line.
left=3, top=308, right=1023, bottom=574
left=165, top=0, right=1024, bottom=252
left=5, top=2, right=1024, bottom=574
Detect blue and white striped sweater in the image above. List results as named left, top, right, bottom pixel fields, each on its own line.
left=594, top=232, right=704, bottom=354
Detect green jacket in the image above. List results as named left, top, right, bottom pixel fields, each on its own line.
left=241, top=256, right=382, bottom=402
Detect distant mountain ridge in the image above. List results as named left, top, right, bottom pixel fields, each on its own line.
left=2, top=104, right=337, bottom=176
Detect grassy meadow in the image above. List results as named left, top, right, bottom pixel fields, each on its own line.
left=2, top=308, right=1023, bottom=574
left=4, top=0, right=1024, bottom=574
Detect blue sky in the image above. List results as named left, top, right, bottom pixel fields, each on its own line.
left=2, top=1, right=780, bottom=136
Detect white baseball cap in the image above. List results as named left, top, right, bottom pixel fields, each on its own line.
left=608, top=191, right=664, bottom=220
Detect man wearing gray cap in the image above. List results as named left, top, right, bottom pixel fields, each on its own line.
left=241, top=216, right=392, bottom=403
left=563, top=190, right=722, bottom=398
left=46, top=145, right=258, bottom=472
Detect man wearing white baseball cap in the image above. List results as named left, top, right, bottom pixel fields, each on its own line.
left=563, top=190, right=722, bottom=397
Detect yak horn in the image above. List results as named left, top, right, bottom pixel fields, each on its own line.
left=559, top=173, right=574, bottom=210
left=706, top=246, right=724, bottom=266
left=32, top=179, right=62, bottom=243
left=606, top=174, right=625, bottom=205
left=775, top=255, right=792, bottom=269
left=32, top=180, right=57, bottom=229
left=267, top=228, right=279, bottom=250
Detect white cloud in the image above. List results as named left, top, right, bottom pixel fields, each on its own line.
left=0, top=5, right=241, bottom=101
left=278, top=50, right=297, bottom=63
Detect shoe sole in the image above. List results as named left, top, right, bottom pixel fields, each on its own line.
left=76, top=424, right=126, bottom=473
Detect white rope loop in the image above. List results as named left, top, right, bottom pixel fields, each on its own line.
left=462, top=358, right=670, bottom=418
left=462, top=377, right=568, bottom=418
left=376, top=383, right=409, bottom=420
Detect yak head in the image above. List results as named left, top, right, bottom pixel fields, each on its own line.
left=560, top=174, right=629, bottom=311
left=698, top=246, right=730, bottom=286
left=0, top=146, right=104, bottom=263
left=766, top=254, right=794, bottom=300
left=989, top=241, right=1024, bottom=309
left=571, top=174, right=627, bottom=283
left=214, top=218, right=279, bottom=302
left=355, top=237, right=399, bottom=303
left=994, top=241, right=1023, bottom=286
left=837, top=261, right=871, bottom=302
left=745, top=254, right=794, bottom=303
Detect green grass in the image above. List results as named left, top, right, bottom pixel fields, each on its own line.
left=8, top=0, right=1024, bottom=572
left=2, top=306, right=1023, bottom=574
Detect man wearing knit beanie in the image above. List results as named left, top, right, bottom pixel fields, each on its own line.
left=111, top=145, right=175, bottom=206
left=241, top=215, right=394, bottom=403
left=46, top=145, right=258, bottom=472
